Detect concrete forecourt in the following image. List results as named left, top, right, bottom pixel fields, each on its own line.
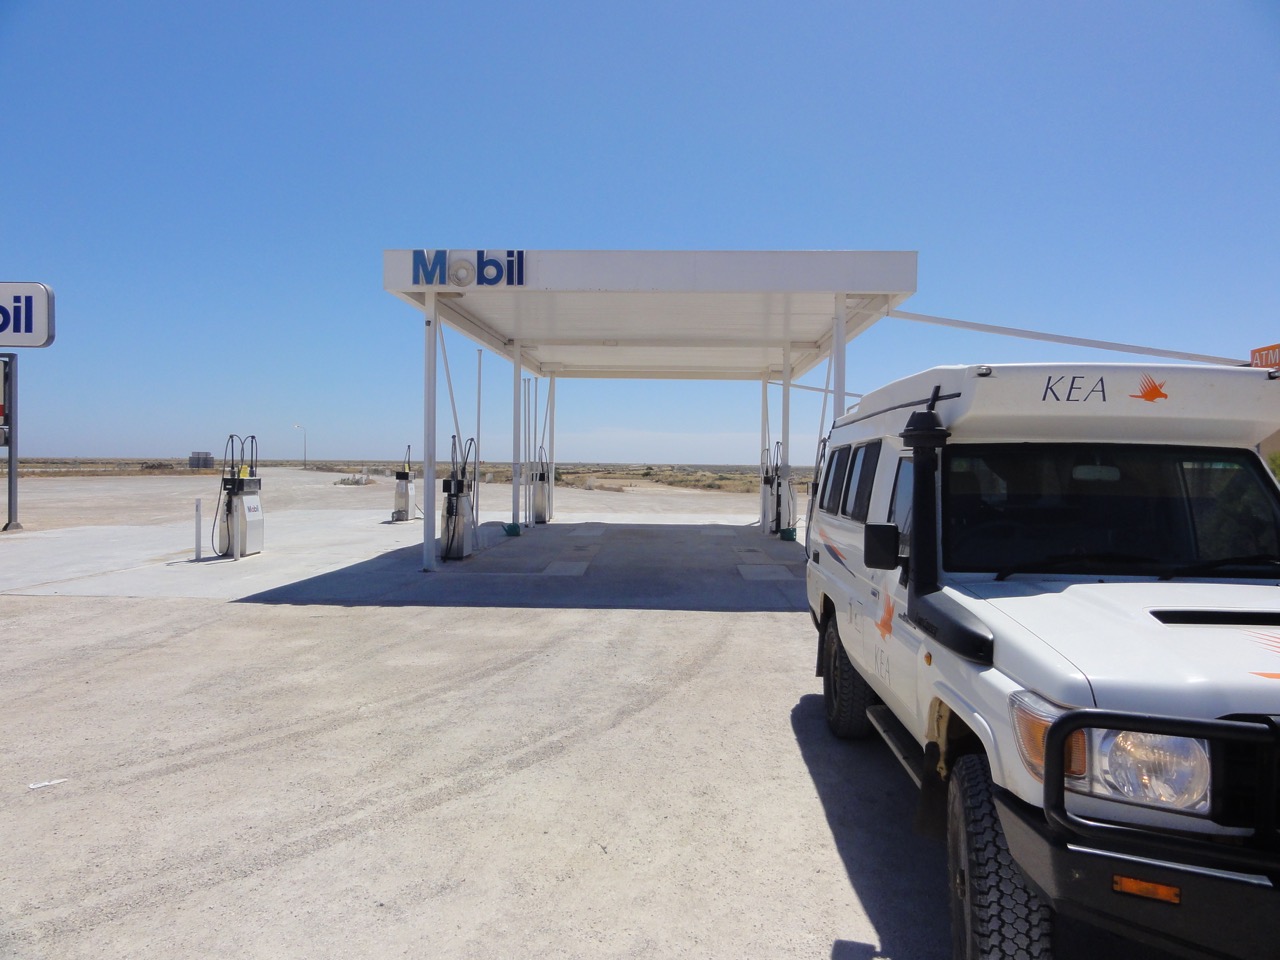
left=0, top=468, right=1149, bottom=958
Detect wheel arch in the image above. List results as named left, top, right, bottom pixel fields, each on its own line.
left=916, top=694, right=999, bottom=838
left=815, top=595, right=837, bottom=677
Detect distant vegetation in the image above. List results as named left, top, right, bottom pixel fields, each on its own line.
left=3, top=458, right=814, bottom=493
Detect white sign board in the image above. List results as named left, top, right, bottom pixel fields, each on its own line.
left=0, top=282, right=55, bottom=347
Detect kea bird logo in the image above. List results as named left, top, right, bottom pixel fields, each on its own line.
left=1129, top=374, right=1168, bottom=402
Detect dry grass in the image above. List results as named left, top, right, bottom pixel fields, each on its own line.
left=3, top=459, right=814, bottom=493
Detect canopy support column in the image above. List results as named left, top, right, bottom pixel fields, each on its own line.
left=781, top=341, right=792, bottom=529
left=511, top=340, right=522, bottom=528
left=548, top=374, right=557, bottom=520
left=832, top=296, right=847, bottom=422
left=422, top=293, right=439, bottom=571
left=760, top=378, right=769, bottom=528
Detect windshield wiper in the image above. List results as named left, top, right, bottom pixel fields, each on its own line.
left=1159, top=555, right=1280, bottom=580
left=994, top=552, right=1163, bottom=582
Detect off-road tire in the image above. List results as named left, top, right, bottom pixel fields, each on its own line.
left=822, top=617, right=876, bottom=739
left=947, top=753, right=1053, bottom=960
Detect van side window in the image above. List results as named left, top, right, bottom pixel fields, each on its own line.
left=819, top=446, right=853, bottom=515
left=842, top=439, right=883, bottom=521
left=889, top=459, right=914, bottom=552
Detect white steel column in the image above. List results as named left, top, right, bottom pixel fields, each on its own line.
left=423, top=293, right=439, bottom=571
left=781, top=340, right=792, bottom=527
left=548, top=374, right=557, bottom=520
left=832, top=296, right=847, bottom=422
left=474, top=349, right=482, bottom=524
left=511, top=341, right=521, bottom=528
left=760, top=377, right=769, bottom=528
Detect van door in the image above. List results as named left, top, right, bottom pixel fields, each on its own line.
left=841, top=440, right=882, bottom=667
left=874, top=457, right=924, bottom=725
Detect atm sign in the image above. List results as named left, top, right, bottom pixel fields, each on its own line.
left=1251, top=343, right=1280, bottom=368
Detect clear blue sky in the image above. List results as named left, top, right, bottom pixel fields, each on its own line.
left=2, top=1, right=1277, bottom=465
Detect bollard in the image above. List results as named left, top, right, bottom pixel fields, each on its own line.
left=195, top=499, right=202, bottom=561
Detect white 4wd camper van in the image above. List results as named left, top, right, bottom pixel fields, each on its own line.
left=805, top=363, right=1280, bottom=960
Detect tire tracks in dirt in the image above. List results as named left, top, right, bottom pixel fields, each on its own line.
left=10, top=623, right=731, bottom=944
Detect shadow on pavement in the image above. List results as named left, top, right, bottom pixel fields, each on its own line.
left=793, top=694, right=1179, bottom=960
left=238, top=521, right=809, bottom=611
left=791, top=693, right=951, bottom=959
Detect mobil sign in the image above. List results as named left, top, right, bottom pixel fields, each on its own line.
left=0, top=282, right=55, bottom=348
left=385, top=249, right=527, bottom=291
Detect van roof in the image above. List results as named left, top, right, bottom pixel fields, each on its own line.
left=836, top=363, right=1280, bottom=446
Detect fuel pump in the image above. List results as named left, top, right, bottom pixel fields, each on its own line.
left=761, top=441, right=798, bottom=539
left=392, top=444, right=416, bottom=522
left=441, top=435, right=476, bottom=560
left=533, top=446, right=551, bottom=524
left=761, top=441, right=782, bottom=534
left=213, top=434, right=263, bottom=558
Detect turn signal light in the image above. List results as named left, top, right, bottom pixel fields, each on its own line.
left=1113, top=875, right=1181, bottom=904
left=1010, top=693, right=1087, bottom=780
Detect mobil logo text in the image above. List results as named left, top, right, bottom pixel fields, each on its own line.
left=412, top=250, right=526, bottom=287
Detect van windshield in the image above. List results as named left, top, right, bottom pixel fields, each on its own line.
left=942, top=444, right=1280, bottom=579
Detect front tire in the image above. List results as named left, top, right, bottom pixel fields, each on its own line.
left=822, top=617, right=875, bottom=739
left=947, top=754, right=1053, bottom=960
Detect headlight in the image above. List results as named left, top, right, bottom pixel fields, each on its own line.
left=1089, top=729, right=1211, bottom=814
left=1009, top=692, right=1212, bottom=816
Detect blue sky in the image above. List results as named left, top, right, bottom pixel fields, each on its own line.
left=2, top=1, right=1277, bottom=465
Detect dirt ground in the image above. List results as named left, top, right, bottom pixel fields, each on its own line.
left=0, top=471, right=1162, bottom=959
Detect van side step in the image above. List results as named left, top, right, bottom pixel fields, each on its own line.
left=867, top=704, right=925, bottom=788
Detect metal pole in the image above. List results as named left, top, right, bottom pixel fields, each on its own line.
left=195, top=499, right=202, bottom=561
left=475, top=348, right=482, bottom=525
left=531, top=378, right=539, bottom=526
left=759, top=377, right=769, bottom=529
left=424, top=294, right=439, bottom=571
left=832, top=296, right=847, bottom=423
left=511, top=340, right=521, bottom=528
left=3, top=354, right=19, bottom=531
left=548, top=374, right=556, bottom=520
left=782, top=340, right=792, bottom=530
left=524, top=378, right=532, bottom=526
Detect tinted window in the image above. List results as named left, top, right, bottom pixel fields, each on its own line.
left=819, top=446, right=852, bottom=515
left=843, top=440, right=883, bottom=521
left=890, top=459, right=914, bottom=546
left=943, top=443, right=1280, bottom=577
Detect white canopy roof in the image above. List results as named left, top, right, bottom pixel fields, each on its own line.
left=383, top=250, right=918, bottom=380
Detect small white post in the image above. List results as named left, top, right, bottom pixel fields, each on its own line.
left=195, top=498, right=202, bottom=561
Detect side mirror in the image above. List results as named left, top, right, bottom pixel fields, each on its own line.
left=864, top=523, right=902, bottom=570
